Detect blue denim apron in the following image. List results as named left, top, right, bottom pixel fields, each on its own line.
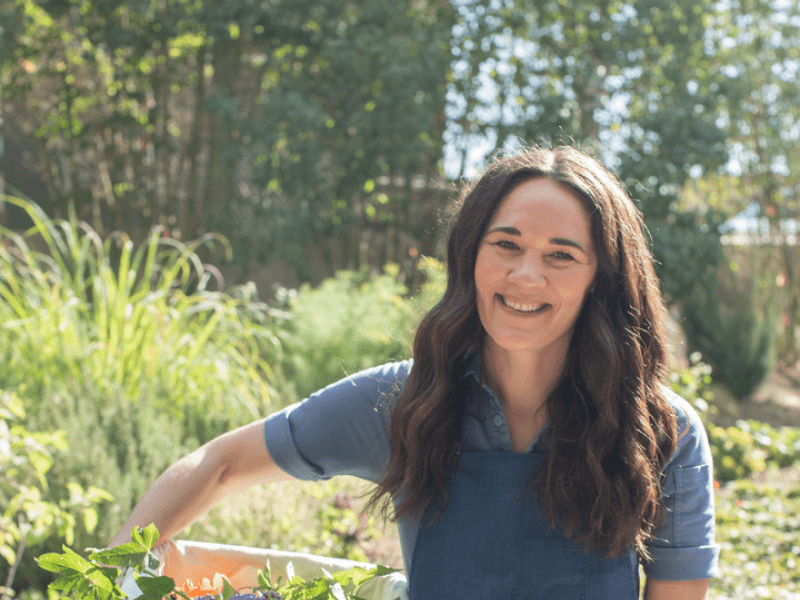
left=408, top=451, right=639, bottom=599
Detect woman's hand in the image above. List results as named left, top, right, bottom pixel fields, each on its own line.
left=644, top=578, right=710, bottom=600
left=108, top=418, right=292, bottom=548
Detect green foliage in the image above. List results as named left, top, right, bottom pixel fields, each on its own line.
left=646, top=209, right=727, bottom=306
left=236, top=1, right=454, bottom=271
left=274, top=259, right=445, bottom=401
left=713, top=481, right=800, bottom=599
left=447, top=0, right=731, bottom=305
left=258, top=561, right=398, bottom=600
left=681, top=269, right=778, bottom=399
left=274, top=265, right=413, bottom=401
left=667, top=351, right=717, bottom=421
left=0, top=197, right=281, bottom=431
left=311, top=490, right=382, bottom=564
left=667, top=352, right=800, bottom=484
left=0, top=198, right=286, bottom=586
left=38, top=524, right=172, bottom=600
left=0, top=391, right=112, bottom=589
left=38, top=525, right=397, bottom=600
left=406, top=257, right=447, bottom=321
left=708, top=420, right=800, bottom=482
left=184, top=476, right=395, bottom=567
left=1, top=0, right=453, bottom=280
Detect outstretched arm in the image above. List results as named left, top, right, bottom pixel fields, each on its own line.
left=108, top=418, right=292, bottom=548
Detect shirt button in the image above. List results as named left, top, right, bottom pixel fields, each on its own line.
left=493, top=415, right=503, bottom=427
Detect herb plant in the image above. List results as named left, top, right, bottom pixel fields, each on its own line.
left=37, top=525, right=398, bottom=600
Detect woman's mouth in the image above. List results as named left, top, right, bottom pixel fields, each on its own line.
left=499, top=296, right=550, bottom=313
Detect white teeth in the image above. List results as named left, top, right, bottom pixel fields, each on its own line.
left=501, top=297, right=547, bottom=313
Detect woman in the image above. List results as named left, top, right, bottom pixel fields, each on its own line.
left=109, top=145, right=718, bottom=599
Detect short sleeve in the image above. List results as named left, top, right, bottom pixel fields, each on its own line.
left=263, top=360, right=411, bottom=483
left=644, top=391, right=720, bottom=581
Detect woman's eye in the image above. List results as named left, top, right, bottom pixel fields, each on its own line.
left=550, top=251, right=575, bottom=261
left=493, top=240, right=518, bottom=250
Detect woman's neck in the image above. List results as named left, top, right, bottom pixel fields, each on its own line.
left=481, top=342, right=567, bottom=451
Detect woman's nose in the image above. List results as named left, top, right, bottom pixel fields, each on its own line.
left=508, top=254, right=546, bottom=286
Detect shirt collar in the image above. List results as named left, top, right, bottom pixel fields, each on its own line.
left=460, top=351, right=503, bottom=418
left=459, top=350, right=552, bottom=453
left=460, top=350, right=482, bottom=383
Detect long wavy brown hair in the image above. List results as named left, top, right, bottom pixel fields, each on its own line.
left=371, top=145, right=678, bottom=559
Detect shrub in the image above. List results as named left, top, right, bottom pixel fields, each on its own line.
left=32, top=381, right=195, bottom=552
left=667, top=354, right=800, bottom=482
left=0, top=198, right=288, bottom=588
left=0, top=197, right=283, bottom=440
left=0, top=391, right=112, bottom=592
left=274, top=258, right=445, bottom=401
left=680, top=266, right=777, bottom=400
left=667, top=351, right=717, bottom=422
left=709, top=420, right=800, bottom=482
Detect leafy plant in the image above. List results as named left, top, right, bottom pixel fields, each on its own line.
left=667, top=353, right=800, bottom=482
left=713, top=481, right=800, bottom=599
left=39, top=525, right=175, bottom=600
left=273, top=264, right=414, bottom=401
left=708, top=420, right=800, bottom=482
left=681, top=267, right=778, bottom=400
left=667, top=351, right=717, bottom=422
left=311, top=491, right=382, bottom=564
left=273, top=257, right=446, bottom=402
left=37, top=525, right=398, bottom=600
left=0, top=198, right=288, bottom=585
left=254, top=562, right=397, bottom=600
left=0, top=197, right=283, bottom=432
left=0, top=391, right=112, bottom=591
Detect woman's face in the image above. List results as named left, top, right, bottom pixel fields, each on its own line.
left=473, top=178, right=598, bottom=361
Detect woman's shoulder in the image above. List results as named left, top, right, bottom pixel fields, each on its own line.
left=307, top=359, right=414, bottom=410
left=340, top=358, right=414, bottom=391
left=660, top=385, right=703, bottom=432
left=658, top=384, right=713, bottom=469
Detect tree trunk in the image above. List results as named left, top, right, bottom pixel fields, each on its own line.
left=202, top=39, right=240, bottom=238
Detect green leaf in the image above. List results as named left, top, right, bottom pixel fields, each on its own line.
left=89, top=542, right=148, bottom=568
left=134, top=574, right=176, bottom=597
left=38, top=547, right=119, bottom=600
left=257, top=569, right=271, bottom=591
left=221, top=577, right=235, bottom=600
left=131, top=524, right=159, bottom=551
left=84, top=508, right=99, bottom=534
left=0, top=545, right=16, bottom=566
left=28, top=449, right=53, bottom=475
left=48, top=572, right=90, bottom=595
left=39, top=546, right=98, bottom=574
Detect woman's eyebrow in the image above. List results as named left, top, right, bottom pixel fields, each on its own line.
left=550, top=237, right=587, bottom=253
left=487, top=225, right=521, bottom=236
left=486, top=227, right=587, bottom=253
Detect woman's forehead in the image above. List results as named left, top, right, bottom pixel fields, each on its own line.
left=487, top=179, right=593, bottom=243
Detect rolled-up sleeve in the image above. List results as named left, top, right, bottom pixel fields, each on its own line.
left=263, top=360, right=411, bottom=483
left=644, top=391, right=720, bottom=581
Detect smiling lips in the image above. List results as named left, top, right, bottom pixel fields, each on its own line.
left=499, top=295, right=551, bottom=314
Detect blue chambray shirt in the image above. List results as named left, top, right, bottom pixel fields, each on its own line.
left=263, top=356, right=720, bottom=580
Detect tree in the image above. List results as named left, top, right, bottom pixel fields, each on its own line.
left=446, top=0, right=730, bottom=303
left=683, top=0, right=800, bottom=364
left=1, top=0, right=454, bottom=282
left=229, top=0, right=454, bottom=280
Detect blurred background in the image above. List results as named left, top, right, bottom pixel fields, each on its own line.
left=1, top=1, right=799, bottom=598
